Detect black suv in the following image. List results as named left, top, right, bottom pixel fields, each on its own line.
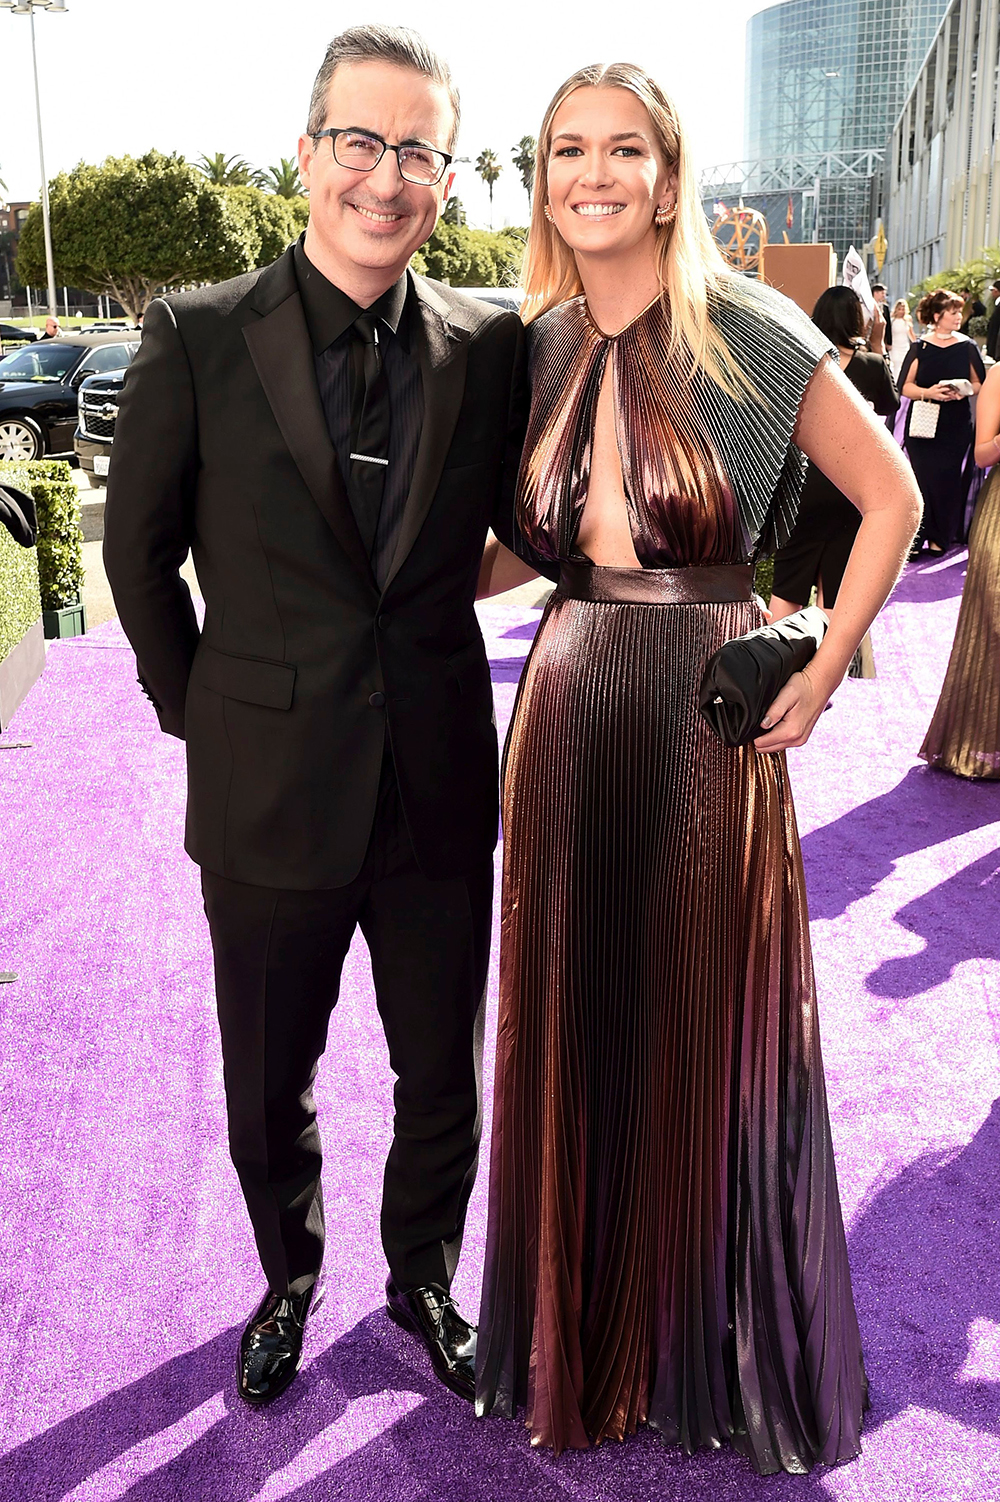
left=0, top=332, right=138, bottom=462
left=74, top=370, right=128, bottom=485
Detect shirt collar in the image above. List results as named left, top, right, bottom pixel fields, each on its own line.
left=293, top=236, right=410, bottom=354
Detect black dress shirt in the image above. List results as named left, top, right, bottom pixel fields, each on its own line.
left=293, top=237, right=423, bottom=585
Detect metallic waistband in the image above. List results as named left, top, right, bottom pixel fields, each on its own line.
left=556, top=560, right=754, bottom=605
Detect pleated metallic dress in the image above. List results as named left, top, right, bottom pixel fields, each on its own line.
left=476, top=279, right=868, bottom=1475
left=920, top=464, right=1000, bottom=778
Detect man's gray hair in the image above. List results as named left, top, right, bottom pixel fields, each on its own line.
left=306, top=25, right=460, bottom=149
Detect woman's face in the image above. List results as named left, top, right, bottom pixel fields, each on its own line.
left=545, top=86, right=675, bottom=260
left=934, top=304, right=963, bottom=333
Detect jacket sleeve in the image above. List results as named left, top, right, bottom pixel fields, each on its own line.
left=103, top=298, right=200, bottom=739
left=489, top=313, right=561, bottom=583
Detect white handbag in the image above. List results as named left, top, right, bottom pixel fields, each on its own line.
left=909, top=399, right=940, bottom=439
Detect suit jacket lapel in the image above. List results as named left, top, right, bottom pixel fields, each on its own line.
left=243, top=252, right=377, bottom=588
left=383, top=277, right=470, bottom=591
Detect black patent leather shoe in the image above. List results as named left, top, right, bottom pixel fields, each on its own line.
left=385, top=1279, right=477, bottom=1400
left=237, top=1283, right=321, bottom=1407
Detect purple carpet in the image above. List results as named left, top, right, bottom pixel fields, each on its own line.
left=2, top=556, right=999, bottom=1501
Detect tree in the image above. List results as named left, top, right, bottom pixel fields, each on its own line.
left=411, top=221, right=524, bottom=287
left=261, top=157, right=305, bottom=199
left=475, top=149, right=502, bottom=229
left=511, top=136, right=537, bottom=209
left=196, top=152, right=265, bottom=188
left=225, top=185, right=301, bottom=264
left=442, top=195, right=465, bottom=226
left=15, top=151, right=261, bottom=322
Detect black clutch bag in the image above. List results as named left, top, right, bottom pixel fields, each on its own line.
left=698, top=606, right=828, bottom=747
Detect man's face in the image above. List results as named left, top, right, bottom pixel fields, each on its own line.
left=44, top=317, right=59, bottom=336
left=872, top=290, right=886, bottom=305
left=298, top=61, right=456, bottom=285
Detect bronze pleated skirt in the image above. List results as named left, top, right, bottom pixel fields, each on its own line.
left=476, top=565, right=867, bottom=1475
left=920, top=466, right=1000, bottom=778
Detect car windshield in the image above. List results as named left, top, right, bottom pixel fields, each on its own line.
left=0, top=343, right=79, bottom=382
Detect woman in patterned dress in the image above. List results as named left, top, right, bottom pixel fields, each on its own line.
left=475, top=63, right=921, bottom=1475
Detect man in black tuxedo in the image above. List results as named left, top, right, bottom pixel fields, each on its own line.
left=104, top=25, right=531, bottom=1408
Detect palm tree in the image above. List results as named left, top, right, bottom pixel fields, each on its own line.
left=196, top=152, right=265, bottom=188
left=475, top=149, right=502, bottom=229
left=511, top=136, right=537, bottom=210
left=261, top=158, right=304, bottom=199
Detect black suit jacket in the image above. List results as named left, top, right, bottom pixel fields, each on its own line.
left=104, top=246, right=528, bottom=889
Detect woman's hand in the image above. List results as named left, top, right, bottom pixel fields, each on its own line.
left=927, top=382, right=960, bottom=401
left=753, top=661, right=837, bottom=753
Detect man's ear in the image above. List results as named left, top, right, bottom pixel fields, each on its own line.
left=297, top=133, right=315, bottom=192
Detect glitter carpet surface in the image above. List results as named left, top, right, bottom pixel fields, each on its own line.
left=1, top=551, right=999, bottom=1501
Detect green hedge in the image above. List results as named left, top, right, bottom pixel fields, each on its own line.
left=0, top=459, right=83, bottom=610
left=0, top=523, right=42, bottom=662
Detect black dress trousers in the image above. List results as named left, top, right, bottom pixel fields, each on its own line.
left=202, top=756, right=493, bottom=1298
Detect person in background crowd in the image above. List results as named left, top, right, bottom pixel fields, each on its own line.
left=986, top=279, right=1000, bottom=362
left=475, top=60, right=920, bottom=1475
left=40, top=316, right=61, bottom=340
left=890, top=297, right=915, bottom=386
left=960, top=287, right=986, bottom=335
left=770, top=286, right=899, bottom=627
left=872, top=282, right=891, bottom=357
left=919, top=360, right=1000, bottom=777
left=899, top=289, right=985, bottom=552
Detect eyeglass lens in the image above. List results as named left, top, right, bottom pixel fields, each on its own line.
left=333, top=130, right=446, bottom=185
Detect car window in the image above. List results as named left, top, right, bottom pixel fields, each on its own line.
left=78, top=344, right=134, bottom=377
left=0, top=342, right=79, bottom=381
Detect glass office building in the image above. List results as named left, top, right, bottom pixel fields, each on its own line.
left=739, top=0, right=950, bottom=257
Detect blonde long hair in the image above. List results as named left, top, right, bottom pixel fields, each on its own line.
left=522, top=62, right=746, bottom=396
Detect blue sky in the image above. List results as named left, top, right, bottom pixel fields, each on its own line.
left=1, top=0, right=766, bottom=229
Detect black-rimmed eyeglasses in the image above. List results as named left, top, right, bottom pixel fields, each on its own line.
left=312, top=127, right=452, bottom=186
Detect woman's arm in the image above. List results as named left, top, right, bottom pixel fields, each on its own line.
left=901, top=354, right=958, bottom=402
left=754, top=357, right=922, bottom=752
left=974, top=363, right=1000, bottom=468
left=477, top=531, right=541, bottom=599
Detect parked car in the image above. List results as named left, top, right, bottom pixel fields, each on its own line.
left=0, top=332, right=138, bottom=462
left=0, top=322, right=37, bottom=351
left=74, top=368, right=128, bottom=485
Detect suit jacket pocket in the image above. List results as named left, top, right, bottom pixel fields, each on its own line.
left=196, top=645, right=296, bottom=709
left=446, top=640, right=488, bottom=697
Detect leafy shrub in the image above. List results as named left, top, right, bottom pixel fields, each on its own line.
left=411, top=222, right=526, bottom=287
left=0, top=459, right=83, bottom=610
left=0, top=522, right=41, bottom=662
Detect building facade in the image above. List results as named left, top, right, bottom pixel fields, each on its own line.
left=882, top=0, right=1000, bottom=293
left=726, top=0, right=949, bottom=260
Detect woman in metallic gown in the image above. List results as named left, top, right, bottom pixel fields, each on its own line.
left=475, top=63, right=921, bottom=1474
left=919, top=362, right=1000, bottom=778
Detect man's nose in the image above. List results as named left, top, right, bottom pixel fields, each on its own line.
left=367, top=148, right=405, bottom=197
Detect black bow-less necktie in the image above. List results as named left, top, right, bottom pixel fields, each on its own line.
left=348, top=311, right=390, bottom=563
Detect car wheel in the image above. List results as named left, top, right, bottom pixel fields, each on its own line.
left=0, top=415, right=43, bottom=462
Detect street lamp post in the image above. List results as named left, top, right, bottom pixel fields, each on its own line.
left=1, top=0, right=67, bottom=319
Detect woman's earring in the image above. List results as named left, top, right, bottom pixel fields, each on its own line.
left=543, top=203, right=554, bottom=223
left=655, top=202, right=676, bottom=227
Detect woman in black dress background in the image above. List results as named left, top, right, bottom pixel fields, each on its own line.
left=900, top=288, right=985, bottom=552
left=770, top=287, right=898, bottom=620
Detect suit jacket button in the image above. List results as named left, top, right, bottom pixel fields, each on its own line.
left=369, top=691, right=386, bottom=708
left=377, top=613, right=390, bottom=629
